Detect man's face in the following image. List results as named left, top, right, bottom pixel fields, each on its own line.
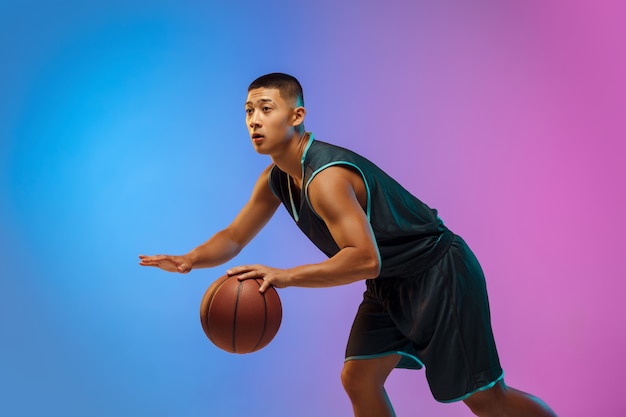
left=245, top=87, right=299, bottom=154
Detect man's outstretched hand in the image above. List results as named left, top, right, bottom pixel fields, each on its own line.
left=139, top=254, right=192, bottom=273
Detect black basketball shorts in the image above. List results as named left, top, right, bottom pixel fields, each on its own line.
left=345, top=235, right=504, bottom=403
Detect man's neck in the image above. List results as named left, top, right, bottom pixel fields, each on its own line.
left=271, top=131, right=311, bottom=184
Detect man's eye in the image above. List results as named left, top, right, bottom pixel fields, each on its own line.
left=245, top=108, right=253, bottom=115
left=263, top=106, right=272, bottom=112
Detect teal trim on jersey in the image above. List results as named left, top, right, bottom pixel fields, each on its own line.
left=304, top=161, right=372, bottom=220
left=267, top=165, right=280, bottom=199
left=286, top=133, right=316, bottom=223
left=439, top=371, right=505, bottom=404
left=282, top=132, right=315, bottom=223
left=345, top=351, right=425, bottom=368
left=302, top=132, right=314, bottom=164
left=287, top=176, right=299, bottom=222
left=303, top=158, right=381, bottom=269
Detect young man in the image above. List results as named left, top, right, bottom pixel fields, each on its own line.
left=139, top=73, right=557, bottom=417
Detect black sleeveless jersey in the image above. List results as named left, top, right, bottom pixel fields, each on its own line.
left=268, top=135, right=452, bottom=278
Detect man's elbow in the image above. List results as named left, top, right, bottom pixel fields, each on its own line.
left=364, top=253, right=381, bottom=279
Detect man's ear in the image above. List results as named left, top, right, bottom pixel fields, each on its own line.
left=292, top=106, right=306, bottom=127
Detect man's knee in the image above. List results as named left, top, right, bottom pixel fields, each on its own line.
left=341, top=361, right=366, bottom=396
left=341, top=360, right=386, bottom=398
left=341, top=356, right=399, bottom=397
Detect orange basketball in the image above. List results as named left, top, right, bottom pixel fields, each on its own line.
left=200, top=275, right=282, bottom=354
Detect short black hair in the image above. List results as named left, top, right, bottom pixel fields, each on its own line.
left=248, top=73, right=304, bottom=106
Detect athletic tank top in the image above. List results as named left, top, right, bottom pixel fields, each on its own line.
left=268, top=134, right=453, bottom=278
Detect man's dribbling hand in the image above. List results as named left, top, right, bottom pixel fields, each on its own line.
left=139, top=254, right=192, bottom=273
left=227, top=264, right=291, bottom=293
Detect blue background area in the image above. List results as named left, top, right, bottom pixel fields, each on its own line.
left=2, top=1, right=625, bottom=416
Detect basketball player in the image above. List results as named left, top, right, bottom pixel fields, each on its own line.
left=139, top=73, right=557, bottom=417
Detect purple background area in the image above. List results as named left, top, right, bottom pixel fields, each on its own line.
left=1, top=1, right=624, bottom=416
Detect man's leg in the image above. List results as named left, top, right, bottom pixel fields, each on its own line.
left=341, top=354, right=401, bottom=417
left=463, top=380, right=557, bottom=417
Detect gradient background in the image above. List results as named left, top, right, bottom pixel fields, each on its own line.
left=1, top=1, right=624, bottom=416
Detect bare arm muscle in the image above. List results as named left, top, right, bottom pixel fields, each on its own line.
left=281, top=166, right=380, bottom=286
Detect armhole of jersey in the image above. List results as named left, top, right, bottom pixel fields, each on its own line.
left=267, top=165, right=280, bottom=199
left=304, top=161, right=380, bottom=268
left=304, top=161, right=372, bottom=221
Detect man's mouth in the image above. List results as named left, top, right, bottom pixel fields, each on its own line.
left=251, top=133, right=264, bottom=142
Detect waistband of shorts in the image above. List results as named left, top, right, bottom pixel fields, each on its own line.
left=377, top=229, right=455, bottom=278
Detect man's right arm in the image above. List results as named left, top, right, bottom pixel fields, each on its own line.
left=139, top=164, right=280, bottom=273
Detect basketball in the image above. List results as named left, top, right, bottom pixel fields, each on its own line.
left=199, top=275, right=282, bottom=354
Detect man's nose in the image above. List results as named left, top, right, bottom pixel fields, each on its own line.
left=249, top=112, right=261, bottom=128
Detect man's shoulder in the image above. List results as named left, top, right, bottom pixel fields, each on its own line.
left=307, top=139, right=362, bottom=163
